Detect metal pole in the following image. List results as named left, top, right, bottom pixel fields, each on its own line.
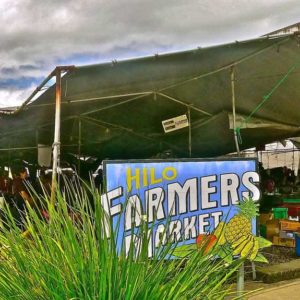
left=158, top=92, right=212, bottom=116
left=51, top=68, right=62, bottom=204
left=35, top=129, right=39, bottom=165
left=231, top=66, right=244, bottom=297
left=0, top=65, right=75, bottom=115
left=188, top=108, right=192, bottom=157
left=231, top=66, right=240, bottom=155
left=77, top=117, right=82, bottom=176
left=8, top=139, right=11, bottom=170
left=237, top=263, right=245, bottom=298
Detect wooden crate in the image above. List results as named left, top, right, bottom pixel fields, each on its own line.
left=273, top=236, right=295, bottom=248
left=266, top=220, right=280, bottom=241
left=279, top=220, right=300, bottom=231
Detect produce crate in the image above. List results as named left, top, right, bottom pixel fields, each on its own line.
left=266, top=220, right=280, bottom=241
left=283, top=198, right=300, bottom=204
left=279, top=230, right=294, bottom=239
left=273, top=236, right=295, bottom=248
left=260, top=212, right=273, bottom=225
left=272, top=207, right=288, bottom=220
left=279, top=220, right=300, bottom=231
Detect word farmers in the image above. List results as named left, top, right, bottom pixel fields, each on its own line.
left=101, top=171, right=260, bottom=229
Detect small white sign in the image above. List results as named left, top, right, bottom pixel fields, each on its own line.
left=162, top=114, right=189, bottom=133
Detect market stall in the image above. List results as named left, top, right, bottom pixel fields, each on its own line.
left=0, top=34, right=300, bottom=169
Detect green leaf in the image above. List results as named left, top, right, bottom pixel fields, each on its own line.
left=216, top=246, right=233, bottom=264
left=256, top=236, right=272, bottom=249
left=253, top=252, right=269, bottom=263
left=172, top=244, right=197, bottom=258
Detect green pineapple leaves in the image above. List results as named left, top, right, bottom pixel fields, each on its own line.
left=237, top=198, right=259, bottom=220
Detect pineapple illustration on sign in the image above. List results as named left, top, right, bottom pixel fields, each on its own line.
left=215, top=198, right=260, bottom=260
left=224, top=198, right=258, bottom=244
left=172, top=198, right=272, bottom=263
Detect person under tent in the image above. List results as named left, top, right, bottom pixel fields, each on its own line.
left=8, top=166, right=34, bottom=230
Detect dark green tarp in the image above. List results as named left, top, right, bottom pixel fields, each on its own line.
left=1, top=34, right=300, bottom=166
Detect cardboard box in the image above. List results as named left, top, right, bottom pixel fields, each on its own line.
left=273, top=236, right=295, bottom=248
left=279, top=230, right=294, bottom=239
left=266, top=220, right=280, bottom=241
left=279, top=220, right=300, bottom=231
left=260, top=213, right=273, bottom=225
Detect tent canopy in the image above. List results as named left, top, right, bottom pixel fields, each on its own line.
left=1, top=34, right=300, bottom=167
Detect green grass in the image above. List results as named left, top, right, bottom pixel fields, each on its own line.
left=0, top=180, right=244, bottom=299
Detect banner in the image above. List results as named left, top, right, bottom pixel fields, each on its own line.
left=104, top=159, right=260, bottom=257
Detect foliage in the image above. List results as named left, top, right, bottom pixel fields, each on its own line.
left=174, top=199, right=272, bottom=264
left=0, top=180, right=245, bottom=300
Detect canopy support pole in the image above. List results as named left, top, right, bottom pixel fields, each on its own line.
left=35, top=129, right=39, bottom=145
left=158, top=92, right=212, bottom=116
left=51, top=68, right=62, bottom=204
left=188, top=107, right=192, bottom=157
left=231, top=66, right=240, bottom=156
left=35, top=129, right=39, bottom=167
left=231, top=65, right=244, bottom=297
left=81, top=92, right=151, bottom=116
left=77, top=117, right=82, bottom=175
left=8, top=140, right=11, bottom=170
left=50, top=66, right=75, bottom=204
left=237, top=263, right=245, bottom=298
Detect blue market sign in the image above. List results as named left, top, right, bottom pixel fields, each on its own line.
left=103, top=159, right=260, bottom=257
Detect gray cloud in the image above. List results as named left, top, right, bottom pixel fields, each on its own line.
left=1, top=0, right=300, bottom=106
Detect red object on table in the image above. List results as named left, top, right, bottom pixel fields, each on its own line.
left=281, top=204, right=300, bottom=217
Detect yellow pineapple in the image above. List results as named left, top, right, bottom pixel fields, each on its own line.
left=224, top=198, right=259, bottom=244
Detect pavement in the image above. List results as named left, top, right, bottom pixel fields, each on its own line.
left=245, top=278, right=300, bottom=299
left=227, top=258, right=300, bottom=299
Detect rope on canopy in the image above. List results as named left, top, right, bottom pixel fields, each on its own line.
left=157, top=92, right=212, bottom=116
left=0, top=144, right=78, bottom=152
left=235, top=58, right=300, bottom=144
left=158, top=36, right=291, bottom=93
left=28, top=92, right=153, bottom=108
left=80, top=93, right=152, bottom=116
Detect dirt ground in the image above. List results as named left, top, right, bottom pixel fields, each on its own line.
left=242, top=245, right=299, bottom=280
left=261, top=245, right=299, bottom=264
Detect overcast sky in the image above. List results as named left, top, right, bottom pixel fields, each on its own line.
left=1, top=0, right=300, bottom=108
